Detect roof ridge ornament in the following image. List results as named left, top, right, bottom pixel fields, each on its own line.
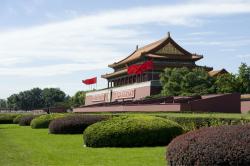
left=167, top=32, right=171, bottom=38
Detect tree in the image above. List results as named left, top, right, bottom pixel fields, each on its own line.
left=215, top=73, right=239, bottom=93
left=0, top=99, right=7, bottom=109
left=18, top=91, right=33, bottom=111
left=7, top=94, right=21, bottom=110
left=160, top=67, right=215, bottom=96
left=30, top=88, right=44, bottom=109
left=6, top=88, right=69, bottom=111
left=160, top=67, right=189, bottom=96
left=71, top=91, right=86, bottom=107
left=16, top=88, right=44, bottom=111
left=181, top=68, right=215, bottom=96
left=238, top=63, right=250, bottom=94
left=42, top=88, right=67, bottom=111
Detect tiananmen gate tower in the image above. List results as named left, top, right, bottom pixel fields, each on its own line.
left=102, top=32, right=212, bottom=88
left=74, top=32, right=239, bottom=114
left=84, top=32, right=217, bottom=106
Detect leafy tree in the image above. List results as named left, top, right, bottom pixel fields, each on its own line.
left=30, top=88, right=44, bottom=109
left=160, top=67, right=189, bottom=96
left=0, top=99, right=7, bottom=109
left=18, top=91, right=33, bottom=110
left=6, top=88, right=69, bottom=111
left=42, top=88, right=67, bottom=109
left=160, top=67, right=215, bottom=96
left=214, top=73, right=239, bottom=93
left=181, top=68, right=215, bottom=96
left=16, top=88, right=44, bottom=110
left=238, top=63, right=250, bottom=94
left=7, top=94, right=21, bottom=110
left=54, top=95, right=72, bottom=109
left=71, top=91, right=86, bottom=107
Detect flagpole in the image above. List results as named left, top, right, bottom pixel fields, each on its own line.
left=151, top=59, right=153, bottom=81
left=95, top=77, right=97, bottom=90
left=151, top=67, right=153, bottom=81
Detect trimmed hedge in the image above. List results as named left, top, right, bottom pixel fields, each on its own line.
left=13, top=114, right=31, bottom=124
left=31, top=113, right=66, bottom=129
left=13, top=114, right=23, bottom=124
left=167, top=124, right=250, bottom=166
left=49, top=114, right=109, bottom=134
left=157, top=115, right=250, bottom=131
left=83, top=115, right=184, bottom=147
left=19, top=115, right=39, bottom=126
left=0, top=114, right=20, bottom=124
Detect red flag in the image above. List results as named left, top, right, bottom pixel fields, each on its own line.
left=142, top=60, right=153, bottom=71
left=82, top=77, right=97, bottom=85
left=127, top=60, right=154, bottom=75
left=128, top=64, right=140, bottom=75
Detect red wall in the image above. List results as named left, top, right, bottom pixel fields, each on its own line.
left=180, top=93, right=241, bottom=113
left=76, top=93, right=242, bottom=113
left=74, top=104, right=180, bottom=113
left=241, top=100, right=250, bottom=113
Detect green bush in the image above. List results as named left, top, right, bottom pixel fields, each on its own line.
left=13, top=114, right=31, bottom=124
left=31, top=114, right=66, bottom=129
left=83, top=115, right=184, bottom=147
left=0, top=114, right=20, bottom=124
left=13, top=114, right=22, bottom=124
left=157, top=115, right=250, bottom=131
left=167, top=124, right=250, bottom=165
left=19, top=115, right=39, bottom=126
left=49, top=114, right=109, bottom=134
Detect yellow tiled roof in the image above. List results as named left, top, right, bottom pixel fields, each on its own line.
left=108, top=33, right=202, bottom=68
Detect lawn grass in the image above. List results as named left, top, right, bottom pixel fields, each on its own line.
left=0, top=124, right=166, bottom=166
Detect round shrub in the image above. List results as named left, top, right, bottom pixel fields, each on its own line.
left=167, top=124, right=250, bottom=166
left=83, top=115, right=184, bottom=147
left=13, top=114, right=31, bottom=124
left=19, top=115, right=39, bottom=126
left=13, top=114, right=23, bottom=124
left=49, top=114, right=109, bottom=134
left=0, top=114, right=20, bottom=124
left=31, top=113, right=66, bottom=129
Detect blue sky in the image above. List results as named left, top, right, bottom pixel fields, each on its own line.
left=0, top=0, right=250, bottom=99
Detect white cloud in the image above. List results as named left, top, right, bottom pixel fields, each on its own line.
left=44, top=12, right=59, bottom=20
left=188, top=31, right=215, bottom=36
left=183, top=38, right=250, bottom=47
left=236, top=54, right=250, bottom=58
left=0, top=57, right=31, bottom=67
left=64, top=9, right=79, bottom=18
left=0, top=62, right=110, bottom=77
left=0, top=0, right=250, bottom=77
left=219, top=48, right=236, bottom=52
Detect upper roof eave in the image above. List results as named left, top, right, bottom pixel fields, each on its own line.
left=108, top=34, right=196, bottom=68
left=108, top=37, right=168, bottom=68
left=145, top=53, right=203, bottom=61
